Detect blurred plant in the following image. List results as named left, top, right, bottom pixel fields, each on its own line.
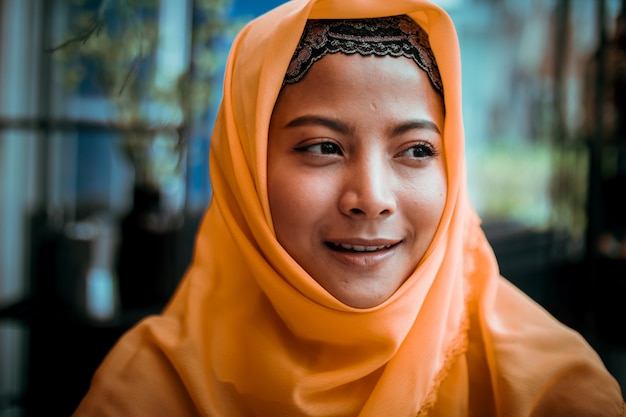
left=47, top=0, right=243, bottom=208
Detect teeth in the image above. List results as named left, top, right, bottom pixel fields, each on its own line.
left=336, top=243, right=392, bottom=252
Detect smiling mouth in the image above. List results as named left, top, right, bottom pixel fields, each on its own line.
left=326, top=242, right=399, bottom=253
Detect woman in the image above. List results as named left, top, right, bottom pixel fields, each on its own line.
left=73, top=0, right=625, bottom=415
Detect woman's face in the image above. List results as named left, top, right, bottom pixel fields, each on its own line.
left=267, top=53, right=446, bottom=308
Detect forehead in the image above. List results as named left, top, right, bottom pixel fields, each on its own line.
left=271, top=53, right=445, bottom=132
left=284, top=53, right=435, bottom=95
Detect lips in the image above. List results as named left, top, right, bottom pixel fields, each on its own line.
left=324, top=239, right=400, bottom=267
left=329, top=242, right=395, bottom=252
left=325, top=239, right=400, bottom=253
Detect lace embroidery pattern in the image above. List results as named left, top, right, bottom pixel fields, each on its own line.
left=284, top=15, right=443, bottom=95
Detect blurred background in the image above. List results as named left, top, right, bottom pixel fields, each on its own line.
left=0, top=0, right=625, bottom=415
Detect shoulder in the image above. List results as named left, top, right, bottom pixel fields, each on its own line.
left=72, top=315, right=199, bottom=417
left=466, top=277, right=625, bottom=417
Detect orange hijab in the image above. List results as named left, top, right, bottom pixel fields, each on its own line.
left=74, top=0, right=625, bottom=416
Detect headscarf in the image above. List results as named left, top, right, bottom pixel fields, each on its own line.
left=73, top=0, right=625, bottom=416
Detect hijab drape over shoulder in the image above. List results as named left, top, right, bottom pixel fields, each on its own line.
left=73, top=0, right=626, bottom=416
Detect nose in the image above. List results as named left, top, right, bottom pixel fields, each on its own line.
left=338, top=157, right=397, bottom=218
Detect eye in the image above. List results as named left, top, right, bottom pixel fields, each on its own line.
left=397, top=143, right=438, bottom=159
left=295, top=141, right=343, bottom=155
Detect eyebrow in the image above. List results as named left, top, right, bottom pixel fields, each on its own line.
left=391, top=120, right=441, bottom=136
left=284, top=115, right=350, bottom=134
left=285, top=115, right=441, bottom=136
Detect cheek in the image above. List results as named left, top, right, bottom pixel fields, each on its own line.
left=402, top=171, right=447, bottom=229
left=268, top=175, right=295, bottom=227
left=427, top=163, right=448, bottom=208
left=268, top=169, right=331, bottom=233
left=424, top=177, right=448, bottom=212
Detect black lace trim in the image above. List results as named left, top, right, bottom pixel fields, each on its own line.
left=284, top=15, right=443, bottom=95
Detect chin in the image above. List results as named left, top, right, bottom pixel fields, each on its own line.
left=334, top=289, right=394, bottom=309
